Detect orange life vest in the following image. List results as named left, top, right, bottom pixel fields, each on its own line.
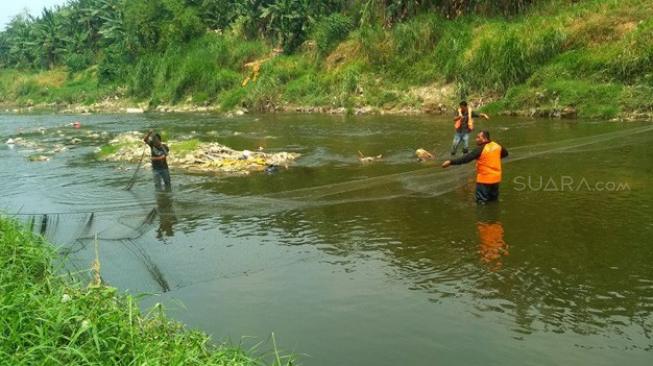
left=455, top=107, right=474, bottom=131
left=476, top=141, right=502, bottom=184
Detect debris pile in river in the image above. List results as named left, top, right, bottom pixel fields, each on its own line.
left=5, top=137, right=40, bottom=149
left=5, top=126, right=108, bottom=162
left=5, top=137, right=68, bottom=162
left=100, top=132, right=300, bottom=175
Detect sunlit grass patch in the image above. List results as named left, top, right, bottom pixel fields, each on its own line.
left=170, top=138, right=201, bottom=155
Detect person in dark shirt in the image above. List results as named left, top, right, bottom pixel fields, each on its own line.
left=442, top=130, right=508, bottom=203
left=451, top=100, right=490, bottom=155
left=143, top=129, right=171, bottom=192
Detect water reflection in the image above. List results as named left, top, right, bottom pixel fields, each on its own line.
left=155, top=192, right=177, bottom=240
left=476, top=206, right=509, bottom=270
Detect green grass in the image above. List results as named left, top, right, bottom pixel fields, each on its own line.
left=496, top=79, right=623, bottom=118
left=171, top=139, right=201, bottom=155
left=96, top=144, right=121, bottom=159
left=219, top=88, right=248, bottom=110
left=130, top=34, right=266, bottom=105
left=0, top=217, right=292, bottom=365
left=0, top=68, right=114, bottom=107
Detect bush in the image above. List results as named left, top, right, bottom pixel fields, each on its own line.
left=313, top=14, right=354, bottom=57
left=130, top=57, right=156, bottom=98
left=65, top=52, right=93, bottom=73
left=461, top=21, right=565, bottom=93
left=356, top=25, right=390, bottom=67
left=500, top=78, right=623, bottom=118
left=97, top=46, right=128, bottom=83
left=242, top=70, right=282, bottom=112
left=284, top=73, right=326, bottom=105
left=15, top=79, right=41, bottom=97
left=620, top=85, right=653, bottom=113
left=432, top=19, right=472, bottom=82
left=610, top=18, right=653, bottom=82
left=219, top=87, right=247, bottom=110
left=170, top=59, right=240, bottom=103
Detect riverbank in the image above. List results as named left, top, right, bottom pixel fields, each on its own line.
left=1, top=0, right=652, bottom=121
left=0, top=217, right=285, bottom=365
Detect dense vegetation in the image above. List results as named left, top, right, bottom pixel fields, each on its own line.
left=0, top=0, right=652, bottom=118
left=0, top=217, right=291, bottom=365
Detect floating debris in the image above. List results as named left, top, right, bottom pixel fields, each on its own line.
left=53, top=144, right=67, bottom=153
left=415, top=148, right=435, bottom=162
left=265, top=164, right=279, bottom=175
left=28, top=155, right=50, bottom=162
left=358, top=150, right=383, bottom=164
left=5, top=137, right=39, bottom=149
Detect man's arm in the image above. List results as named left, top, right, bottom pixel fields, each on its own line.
left=471, top=111, right=490, bottom=120
left=151, top=144, right=169, bottom=161
left=501, top=146, right=508, bottom=158
left=143, top=129, right=153, bottom=144
left=451, top=147, right=482, bottom=165
left=442, top=147, right=482, bottom=168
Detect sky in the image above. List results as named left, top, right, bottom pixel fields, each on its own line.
left=1, top=0, right=69, bottom=31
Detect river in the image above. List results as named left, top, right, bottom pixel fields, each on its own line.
left=1, top=112, right=651, bottom=365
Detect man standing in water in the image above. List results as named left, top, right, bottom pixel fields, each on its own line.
left=451, top=101, right=490, bottom=155
left=144, top=129, right=171, bottom=191
left=442, top=130, right=508, bottom=203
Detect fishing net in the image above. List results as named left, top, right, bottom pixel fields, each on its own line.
left=259, top=124, right=653, bottom=203
left=12, top=123, right=653, bottom=226
left=6, top=124, right=653, bottom=292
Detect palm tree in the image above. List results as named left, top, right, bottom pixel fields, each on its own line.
left=33, top=8, right=65, bottom=69
left=4, top=13, right=37, bottom=68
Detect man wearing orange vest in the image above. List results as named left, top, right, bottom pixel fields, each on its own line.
left=442, top=130, right=508, bottom=203
left=451, top=101, right=490, bottom=156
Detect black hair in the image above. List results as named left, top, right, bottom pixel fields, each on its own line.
left=154, top=133, right=162, bottom=141
left=459, top=101, right=468, bottom=107
left=480, top=130, right=490, bottom=140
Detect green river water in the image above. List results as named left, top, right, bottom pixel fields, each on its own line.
left=1, top=112, right=651, bottom=365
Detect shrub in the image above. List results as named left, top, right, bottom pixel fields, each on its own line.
left=219, top=87, right=247, bottom=110
left=313, top=14, right=354, bottom=57
left=65, top=52, right=93, bottom=73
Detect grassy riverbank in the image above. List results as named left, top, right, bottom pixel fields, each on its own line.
left=0, top=0, right=652, bottom=119
left=0, top=217, right=282, bottom=365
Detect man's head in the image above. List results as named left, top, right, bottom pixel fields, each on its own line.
left=459, top=100, right=468, bottom=112
left=151, top=133, right=162, bottom=147
left=476, top=130, right=491, bottom=145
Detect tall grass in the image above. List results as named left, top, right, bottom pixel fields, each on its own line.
left=0, top=68, right=112, bottom=106
left=386, top=14, right=444, bottom=84
left=0, top=217, right=291, bottom=366
left=492, top=0, right=653, bottom=117
left=312, top=13, right=354, bottom=57
left=457, top=18, right=566, bottom=93
left=129, top=34, right=266, bottom=104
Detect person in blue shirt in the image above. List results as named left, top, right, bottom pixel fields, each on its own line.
left=143, top=129, right=171, bottom=192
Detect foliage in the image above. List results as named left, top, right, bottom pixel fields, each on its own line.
left=128, top=34, right=264, bottom=104
left=312, top=13, right=354, bottom=57
left=1, top=0, right=653, bottom=119
left=0, top=0, right=541, bottom=70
